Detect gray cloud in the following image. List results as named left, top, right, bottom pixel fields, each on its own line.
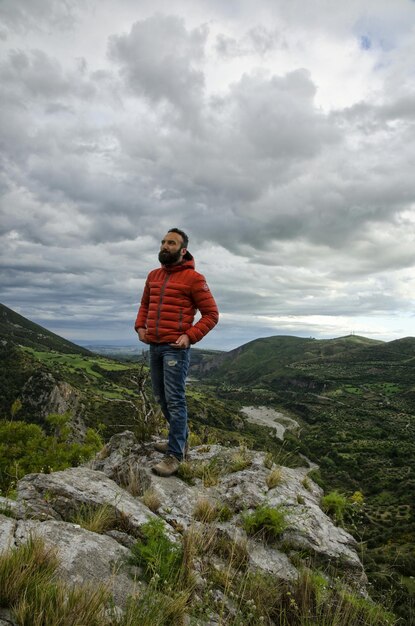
left=0, top=0, right=81, bottom=32
left=216, top=25, right=285, bottom=58
left=1, top=1, right=414, bottom=349
left=108, top=15, right=208, bottom=124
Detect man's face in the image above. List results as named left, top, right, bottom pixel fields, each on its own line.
left=158, top=231, right=186, bottom=265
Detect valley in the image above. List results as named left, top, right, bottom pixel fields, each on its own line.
left=1, top=302, right=415, bottom=623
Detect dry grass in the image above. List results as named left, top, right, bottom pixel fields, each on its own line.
left=121, top=461, right=147, bottom=497
left=141, top=489, right=161, bottom=512
left=228, top=447, right=252, bottom=473
left=0, top=536, right=110, bottom=626
left=0, top=527, right=396, bottom=626
left=71, top=502, right=117, bottom=534
left=193, top=497, right=219, bottom=523
left=266, top=467, right=284, bottom=489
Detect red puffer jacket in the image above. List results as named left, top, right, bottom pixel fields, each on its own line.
left=135, top=254, right=219, bottom=344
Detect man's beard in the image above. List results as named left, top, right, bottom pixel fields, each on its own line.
left=158, top=249, right=182, bottom=265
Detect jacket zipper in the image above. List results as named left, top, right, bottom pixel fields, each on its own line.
left=179, top=308, right=183, bottom=332
left=156, top=274, right=170, bottom=341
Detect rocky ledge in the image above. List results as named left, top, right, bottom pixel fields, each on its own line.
left=0, top=431, right=367, bottom=619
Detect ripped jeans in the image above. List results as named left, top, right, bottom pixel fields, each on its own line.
left=149, top=343, right=190, bottom=460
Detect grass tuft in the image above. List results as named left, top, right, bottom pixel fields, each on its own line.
left=70, top=502, right=117, bottom=534
left=0, top=536, right=110, bottom=626
left=321, top=491, right=349, bottom=526
left=141, top=489, right=161, bottom=513
left=266, top=466, right=284, bottom=489
left=228, top=447, right=252, bottom=473
left=193, top=497, right=219, bottom=523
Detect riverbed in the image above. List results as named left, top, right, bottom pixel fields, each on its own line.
left=240, top=405, right=300, bottom=441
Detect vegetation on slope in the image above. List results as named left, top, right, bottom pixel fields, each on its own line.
left=0, top=414, right=102, bottom=494
left=0, top=302, right=91, bottom=354
left=201, top=334, right=415, bottom=624
left=0, top=341, right=155, bottom=438
left=0, top=522, right=396, bottom=626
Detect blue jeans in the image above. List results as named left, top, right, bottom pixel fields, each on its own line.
left=149, top=343, right=190, bottom=460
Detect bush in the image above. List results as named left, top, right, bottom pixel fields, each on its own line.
left=243, top=504, right=288, bottom=542
left=321, top=491, right=349, bottom=525
left=129, top=518, right=183, bottom=587
left=0, top=417, right=102, bottom=493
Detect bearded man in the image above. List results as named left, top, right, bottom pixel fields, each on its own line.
left=135, top=228, right=219, bottom=476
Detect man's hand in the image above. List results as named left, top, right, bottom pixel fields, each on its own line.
left=170, top=334, right=190, bottom=349
left=137, top=328, right=149, bottom=344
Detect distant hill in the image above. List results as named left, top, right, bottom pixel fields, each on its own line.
left=197, top=334, right=384, bottom=386
left=0, top=303, right=91, bottom=355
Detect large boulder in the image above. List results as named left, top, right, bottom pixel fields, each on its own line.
left=16, top=465, right=174, bottom=539
left=15, top=519, right=137, bottom=608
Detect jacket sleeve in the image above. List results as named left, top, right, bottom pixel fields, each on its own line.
left=134, top=279, right=150, bottom=330
left=186, top=276, right=219, bottom=344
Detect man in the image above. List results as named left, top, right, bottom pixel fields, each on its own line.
left=135, top=228, right=219, bottom=477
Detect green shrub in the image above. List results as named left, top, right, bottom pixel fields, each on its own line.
left=129, top=518, right=183, bottom=588
left=321, top=491, right=349, bottom=525
left=242, top=504, right=288, bottom=542
left=0, top=418, right=102, bottom=493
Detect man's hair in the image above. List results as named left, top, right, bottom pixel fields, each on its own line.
left=168, top=228, right=188, bottom=249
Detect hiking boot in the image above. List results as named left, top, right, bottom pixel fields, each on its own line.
left=154, top=440, right=189, bottom=459
left=152, top=455, right=180, bottom=477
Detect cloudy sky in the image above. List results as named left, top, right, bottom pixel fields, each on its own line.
left=1, top=0, right=415, bottom=351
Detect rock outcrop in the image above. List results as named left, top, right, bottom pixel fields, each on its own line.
left=0, top=431, right=367, bottom=620
left=21, top=371, right=87, bottom=439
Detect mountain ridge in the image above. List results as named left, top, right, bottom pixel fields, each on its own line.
left=0, top=302, right=91, bottom=355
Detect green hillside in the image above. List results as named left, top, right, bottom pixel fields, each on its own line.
left=0, top=302, right=91, bottom=354
left=201, top=333, right=415, bottom=623
left=0, top=303, right=154, bottom=438
left=207, top=334, right=382, bottom=386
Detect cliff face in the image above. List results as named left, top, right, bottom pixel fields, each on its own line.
left=0, top=432, right=370, bottom=624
